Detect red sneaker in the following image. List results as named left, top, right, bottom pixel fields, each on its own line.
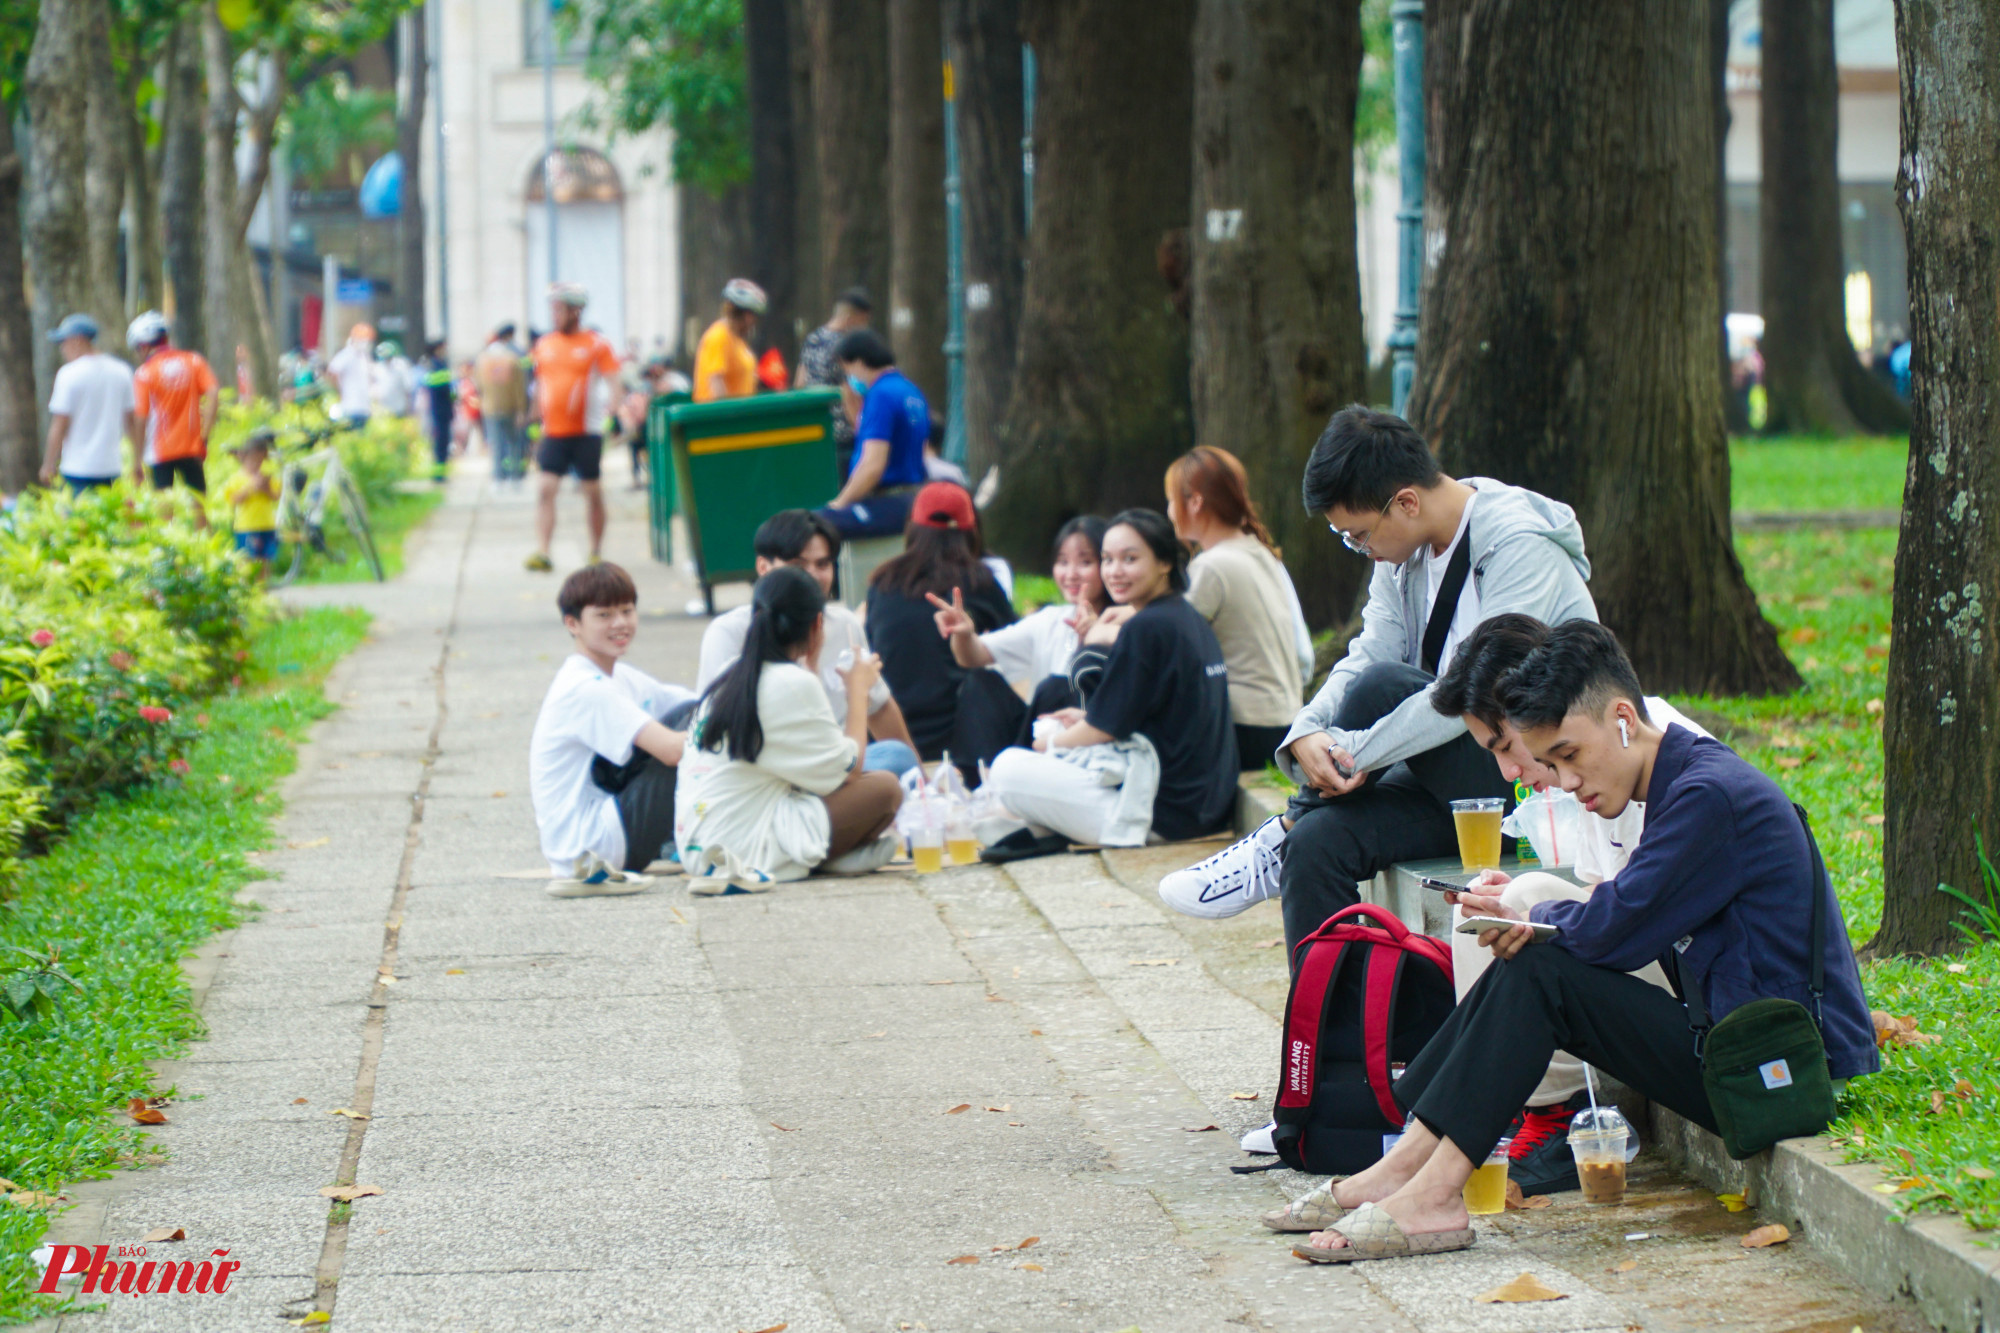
left=1508, top=1091, right=1589, bottom=1194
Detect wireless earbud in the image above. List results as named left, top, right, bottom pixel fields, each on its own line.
left=1618, top=717, right=1631, bottom=749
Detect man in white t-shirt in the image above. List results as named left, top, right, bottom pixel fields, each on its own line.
left=695, top=509, right=920, bottom=776
left=529, top=563, right=695, bottom=895
left=326, top=325, right=377, bottom=424
left=40, top=314, right=138, bottom=493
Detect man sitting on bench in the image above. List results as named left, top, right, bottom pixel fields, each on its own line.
left=1288, top=620, right=1877, bottom=1265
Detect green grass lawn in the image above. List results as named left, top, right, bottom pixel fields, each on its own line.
left=1730, top=436, right=1909, bottom=514
left=292, top=486, right=443, bottom=586
left=0, top=607, right=369, bottom=1324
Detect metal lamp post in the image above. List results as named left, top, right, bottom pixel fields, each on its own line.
left=943, top=55, right=967, bottom=465
left=1388, top=0, right=1424, bottom=418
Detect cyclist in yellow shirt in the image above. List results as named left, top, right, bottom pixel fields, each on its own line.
left=692, top=278, right=766, bottom=402
left=220, top=429, right=281, bottom=571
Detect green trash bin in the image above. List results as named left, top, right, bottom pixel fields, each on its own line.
left=666, top=388, right=843, bottom=612
left=644, top=390, right=691, bottom=564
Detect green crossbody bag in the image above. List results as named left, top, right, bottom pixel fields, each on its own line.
left=1678, top=804, right=1839, bottom=1161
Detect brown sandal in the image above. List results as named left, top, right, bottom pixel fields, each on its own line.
left=1292, top=1202, right=1477, bottom=1264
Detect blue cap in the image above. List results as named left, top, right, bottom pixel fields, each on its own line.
left=49, top=313, right=98, bottom=342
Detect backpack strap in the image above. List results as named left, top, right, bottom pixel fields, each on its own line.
left=1361, top=945, right=1407, bottom=1126
left=1277, top=934, right=1353, bottom=1111
left=1419, top=533, right=1474, bottom=675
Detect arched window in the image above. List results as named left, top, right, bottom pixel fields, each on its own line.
left=524, top=148, right=628, bottom=347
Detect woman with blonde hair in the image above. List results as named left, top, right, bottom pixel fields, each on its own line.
left=1165, top=445, right=1314, bottom=771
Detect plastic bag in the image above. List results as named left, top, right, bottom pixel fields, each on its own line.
left=1502, top=788, right=1583, bottom=868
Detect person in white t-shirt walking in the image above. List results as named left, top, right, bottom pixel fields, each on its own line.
left=40, top=313, right=138, bottom=494
left=326, top=324, right=377, bottom=425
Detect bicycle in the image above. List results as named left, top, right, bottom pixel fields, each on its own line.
left=270, top=424, right=385, bottom=587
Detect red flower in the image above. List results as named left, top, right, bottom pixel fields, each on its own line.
left=109, top=650, right=134, bottom=671
left=168, top=759, right=190, bottom=776
left=29, top=629, right=53, bottom=648
left=138, top=706, right=173, bottom=724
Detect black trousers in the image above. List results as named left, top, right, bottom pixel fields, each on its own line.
left=1278, top=661, right=1514, bottom=956
left=1393, top=944, right=1718, bottom=1162
left=953, top=669, right=1077, bottom=769
left=592, top=752, right=678, bottom=872
left=1235, top=722, right=1292, bottom=774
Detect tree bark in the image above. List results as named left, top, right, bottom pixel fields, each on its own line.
left=804, top=0, right=892, bottom=307
left=988, top=0, right=1194, bottom=560
left=1877, top=0, right=2000, bottom=956
left=125, top=55, right=163, bottom=316
left=1758, top=0, right=1909, bottom=436
left=160, top=14, right=206, bottom=351
left=787, top=0, right=822, bottom=323
left=1190, top=0, right=1368, bottom=630
left=201, top=8, right=242, bottom=386
left=83, top=0, right=128, bottom=339
left=679, top=184, right=754, bottom=356
left=942, top=0, right=1022, bottom=482
left=395, top=5, right=428, bottom=347
left=888, top=0, right=947, bottom=402
left=746, top=0, right=800, bottom=365
left=24, top=0, right=93, bottom=413
left=1408, top=0, right=1798, bottom=696
left=0, top=117, right=42, bottom=490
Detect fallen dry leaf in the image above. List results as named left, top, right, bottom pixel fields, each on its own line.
left=1864, top=814, right=1886, bottom=826
left=984, top=1105, right=1012, bottom=1113
left=1613, top=1259, right=1638, bottom=1273
left=1777, top=756, right=1804, bottom=770
left=1931, top=1091, right=1950, bottom=1115
left=1229, top=1091, right=1261, bottom=1101
left=1008, top=1122, right=1023, bottom=1127
left=1717, top=1192, right=1749, bottom=1212
left=292, top=1097, right=308, bottom=1105
left=771, top=1122, right=796, bottom=1132
left=1029, top=1029, right=1042, bottom=1036
left=1956, top=1079, right=1976, bottom=1098
left=141, top=1227, right=186, bottom=1243
left=1477, top=1272, right=1566, bottom=1303
left=866, top=1031, right=886, bottom=1038
left=1965, top=1166, right=1996, bottom=1180
left=1182, top=1124, right=1220, bottom=1132
left=739, top=1325, right=787, bottom=1333
left=445, top=968, right=465, bottom=976
left=946, top=1254, right=979, bottom=1265
left=1017, top=1236, right=1039, bottom=1249
left=1016, top=1261, right=1044, bottom=1271
left=944, top=1104, right=972, bottom=1115
left=1872, top=1010, right=1943, bottom=1049
left=671, top=906, right=689, bottom=924
left=8, top=1190, right=62, bottom=1208
left=1740, top=1224, right=1791, bottom=1249
left=293, top=1314, right=331, bottom=1327
left=1947, top=962, right=1968, bottom=974
left=927, top=979, right=955, bottom=986
left=1896, top=1175, right=1932, bottom=1193
left=127, top=1098, right=168, bottom=1126
left=328, top=1108, right=369, bottom=1120
left=286, top=837, right=330, bottom=850
left=1866, top=697, right=1885, bottom=713
left=491, top=791, right=507, bottom=799
left=0, top=1178, right=15, bottom=1192
left=1503, top=1178, right=1553, bottom=1210
left=317, top=1184, right=383, bottom=1201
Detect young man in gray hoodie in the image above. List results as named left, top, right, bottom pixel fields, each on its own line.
left=1160, top=404, right=1599, bottom=960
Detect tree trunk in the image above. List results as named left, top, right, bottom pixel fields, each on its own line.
left=943, top=0, right=1022, bottom=482
left=679, top=185, right=754, bottom=357
left=395, top=5, right=428, bottom=348
left=988, top=0, right=1194, bottom=560
left=1714, top=0, right=1747, bottom=434
left=160, top=14, right=206, bottom=351
left=125, top=56, right=162, bottom=316
left=1408, top=0, right=1798, bottom=696
left=804, top=0, right=892, bottom=307
left=0, top=117, right=42, bottom=490
left=83, top=0, right=128, bottom=339
left=1758, top=0, right=1910, bottom=436
left=201, top=7, right=241, bottom=381
left=24, top=0, right=93, bottom=414
left=787, top=0, right=822, bottom=324
left=888, top=0, right=947, bottom=403
left=745, top=0, right=800, bottom=365
left=1190, top=0, right=1367, bottom=631
left=1876, top=0, right=2000, bottom=956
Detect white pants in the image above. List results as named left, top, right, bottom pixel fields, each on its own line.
left=1453, top=871, right=1673, bottom=1106
left=987, top=747, right=1128, bottom=847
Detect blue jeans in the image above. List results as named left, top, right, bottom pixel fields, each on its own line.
left=820, top=489, right=916, bottom=539
left=62, top=474, right=117, bottom=496
left=233, top=530, right=279, bottom=563
left=486, top=414, right=528, bottom=480
left=864, top=740, right=919, bottom=778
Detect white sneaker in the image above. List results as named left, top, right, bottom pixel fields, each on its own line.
left=1157, top=816, right=1287, bottom=918
left=1241, top=1120, right=1277, bottom=1154
left=820, top=834, right=899, bottom=877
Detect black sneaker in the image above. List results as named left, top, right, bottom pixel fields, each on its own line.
left=1508, top=1090, right=1589, bottom=1195
left=978, top=829, right=1070, bottom=864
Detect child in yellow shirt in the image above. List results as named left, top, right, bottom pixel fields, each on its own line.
left=221, top=430, right=280, bottom=569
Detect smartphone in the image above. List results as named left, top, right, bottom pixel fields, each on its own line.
left=1416, top=875, right=1467, bottom=895
left=1453, top=916, right=1559, bottom=943
left=1327, top=745, right=1355, bottom=780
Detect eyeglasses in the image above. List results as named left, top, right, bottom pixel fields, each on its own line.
left=1329, top=495, right=1398, bottom=555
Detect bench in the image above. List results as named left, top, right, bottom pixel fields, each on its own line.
left=836, top=534, right=904, bottom=609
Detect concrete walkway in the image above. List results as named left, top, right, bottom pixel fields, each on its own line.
left=40, top=461, right=1928, bottom=1332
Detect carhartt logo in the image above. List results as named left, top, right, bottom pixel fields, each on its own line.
left=37, top=1244, right=240, bottom=1297
left=1759, top=1059, right=1793, bottom=1091
left=1286, top=1037, right=1312, bottom=1095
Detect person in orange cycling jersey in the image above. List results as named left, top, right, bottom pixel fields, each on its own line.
left=128, top=310, right=219, bottom=527
left=526, top=282, right=621, bottom=572
left=692, top=278, right=764, bottom=402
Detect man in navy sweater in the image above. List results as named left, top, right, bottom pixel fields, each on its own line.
left=1291, top=620, right=1876, bottom=1264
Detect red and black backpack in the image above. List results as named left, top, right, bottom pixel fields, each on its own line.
left=1272, top=904, right=1456, bottom=1175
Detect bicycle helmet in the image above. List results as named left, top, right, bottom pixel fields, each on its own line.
left=126, top=310, right=170, bottom=349
left=721, top=278, right=768, bottom=315
left=548, top=281, right=589, bottom=308
left=374, top=339, right=403, bottom=362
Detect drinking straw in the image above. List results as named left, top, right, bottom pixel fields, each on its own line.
left=1547, top=799, right=1561, bottom=865
left=1583, top=1061, right=1601, bottom=1122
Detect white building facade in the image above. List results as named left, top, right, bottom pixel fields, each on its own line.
left=423, top=0, right=683, bottom=359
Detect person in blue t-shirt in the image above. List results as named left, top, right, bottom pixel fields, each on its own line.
left=818, top=329, right=931, bottom=538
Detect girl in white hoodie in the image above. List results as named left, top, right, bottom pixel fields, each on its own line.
left=675, top=566, right=903, bottom=894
